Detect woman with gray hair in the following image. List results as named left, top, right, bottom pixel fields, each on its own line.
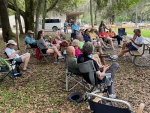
left=72, top=40, right=102, bottom=67
left=77, top=42, right=119, bottom=98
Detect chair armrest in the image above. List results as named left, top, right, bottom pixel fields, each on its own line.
left=5, top=58, right=14, bottom=61
left=88, top=92, right=132, bottom=110
left=99, top=73, right=111, bottom=78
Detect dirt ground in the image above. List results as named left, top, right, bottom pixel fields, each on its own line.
left=0, top=34, right=149, bottom=113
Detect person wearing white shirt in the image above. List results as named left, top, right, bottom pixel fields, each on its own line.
left=5, top=40, right=31, bottom=71
left=110, top=29, right=145, bottom=60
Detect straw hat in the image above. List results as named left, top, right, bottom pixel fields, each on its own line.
left=6, top=40, right=17, bottom=45
left=27, top=30, right=34, bottom=34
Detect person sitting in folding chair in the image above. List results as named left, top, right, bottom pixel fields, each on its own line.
left=108, top=28, right=122, bottom=47
left=77, top=42, right=119, bottom=98
left=66, top=46, right=80, bottom=74
left=25, top=30, right=37, bottom=48
left=37, top=29, right=64, bottom=62
left=89, top=28, right=109, bottom=49
left=5, top=40, right=31, bottom=72
left=110, top=29, right=145, bottom=60
left=99, top=28, right=115, bottom=50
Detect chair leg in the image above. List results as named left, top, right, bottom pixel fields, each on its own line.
left=66, top=72, right=69, bottom=91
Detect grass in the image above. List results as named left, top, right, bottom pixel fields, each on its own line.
left=113, top=28, right=150, bottom=37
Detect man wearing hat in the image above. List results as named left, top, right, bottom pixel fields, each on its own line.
left=5, top=40, right=31, bottom=71
left=25, top=30, right=37, bottom=48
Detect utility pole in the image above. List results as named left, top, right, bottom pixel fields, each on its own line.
left=90, top=0, right=94, bottom=28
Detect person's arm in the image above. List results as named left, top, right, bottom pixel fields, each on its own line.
left=104, top=24, right=109, bottom=30
left=130, top=38, right=143, bottom=47
left=41, top=39, right=49, bottom=47
left=96, top=65, right=109, bottom=80
left=25, top=36, right=31, bottom=44
left=6, top=50, right=20, bottom=58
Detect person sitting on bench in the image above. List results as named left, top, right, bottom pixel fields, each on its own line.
left=122, top=29, right=137, bottom=50
left=5, top=40, right=31, bottom=72
left=110, top=29, right=145, bottom=60
left=25, top=30, right=37, bottom=48
left=77, top=42, right=119, bottom=98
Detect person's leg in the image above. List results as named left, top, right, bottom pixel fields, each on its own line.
left=56, top=44, right=60, bottom=50
left=51, top=46, right=62, bottom=57
left=46, top=48, right=58, bottom=61
left=113, top=35, right=122, bottom=45
left=118, top=49, right=129, bottom=57
left=98, top=48, right=106, bottom=65
left=21, top=53, right=30, bottom=70
left=93, top=54, right=102, bottom=68
left=106, top=37, right=115, bottom=50
left=122, top=42, right=129, bottom=50
left=99, top=38, right=109, bottom=48
left=106, top=62, right=119, bottom=94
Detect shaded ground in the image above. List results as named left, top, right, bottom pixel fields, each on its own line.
left=0, top=34, right=149, bottom=113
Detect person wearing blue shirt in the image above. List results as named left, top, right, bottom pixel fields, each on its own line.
left=71, top=21, right=79, bottom=33
left=83, top=29, right=91, bottom=42
left=25, top=30, right=37, bottom=48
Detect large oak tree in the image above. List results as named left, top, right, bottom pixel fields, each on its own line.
left=0, top=0, right=12, bottom=42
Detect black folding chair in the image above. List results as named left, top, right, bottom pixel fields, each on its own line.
left=4, top=52, right=22, bottom=73
left=88, top=92, right=145, bottom=113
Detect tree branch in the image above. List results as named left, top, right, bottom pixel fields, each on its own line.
left=7, top=2, right=25, bottom=17
left=46, top=0, right=59, bottom=12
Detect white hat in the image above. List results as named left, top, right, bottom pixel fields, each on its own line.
left=6, top=40, right=17, bottom=45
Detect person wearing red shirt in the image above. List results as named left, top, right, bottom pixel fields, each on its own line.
left=99, top=28, right=115, bottom=50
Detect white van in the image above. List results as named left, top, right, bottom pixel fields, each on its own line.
left=38, top=18, right=63, bottom=31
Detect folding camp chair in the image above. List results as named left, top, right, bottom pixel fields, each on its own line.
left=0, top=58, right=22, bottom=86
left=4, top=52, right=22, bottom=73
left=77, top=60, right=114, bottom=100
left=87, top=92, right=145, bottom=113
left=25, top=41, right=36, bottom=55
left=37, top=45, right=53, bottom=63
left=65, top=52, right=85, bottom=91
left=118, top=28, right=127, bottom=40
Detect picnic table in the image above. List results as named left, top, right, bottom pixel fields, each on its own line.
left=129, top=38, right=150, bottom=67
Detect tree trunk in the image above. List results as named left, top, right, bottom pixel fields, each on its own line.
left=15, top=14, right=20, bottom=50
left=94, top=7, right=98, bottom=25
left=25, top=0, right=34, bottom=33
left=35, top=0, right=42, bottom=39
left=13, top=0, right=24, bottom=34
left=0, top=0, right=12, bottom=42
left=90, top=0, right=94, bottom=28
left=42, top=0, right=47, bottom=29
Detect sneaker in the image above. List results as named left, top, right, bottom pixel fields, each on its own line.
left=118, top=45, right=122, bottom=48
left=58, top=56, right=64, bottom=59
left=109, top=94, right=116, bottom=99
left=54, top=61, right=60, bottom=64
left=110, top=55, right=118, bottom=60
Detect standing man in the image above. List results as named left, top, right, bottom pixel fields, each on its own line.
left=64, top=20, right=68, bottom=34
left=71, top=21, right=79, bottom=33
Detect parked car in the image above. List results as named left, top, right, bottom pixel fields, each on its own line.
left=38, top=18, right=63, bottom=31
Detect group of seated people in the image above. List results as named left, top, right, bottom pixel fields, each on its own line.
left=66, top=42, right=119, bottom=99
left=65, top=26, right=144, bottom=99
left=4, top=24, right=144, bottom=98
